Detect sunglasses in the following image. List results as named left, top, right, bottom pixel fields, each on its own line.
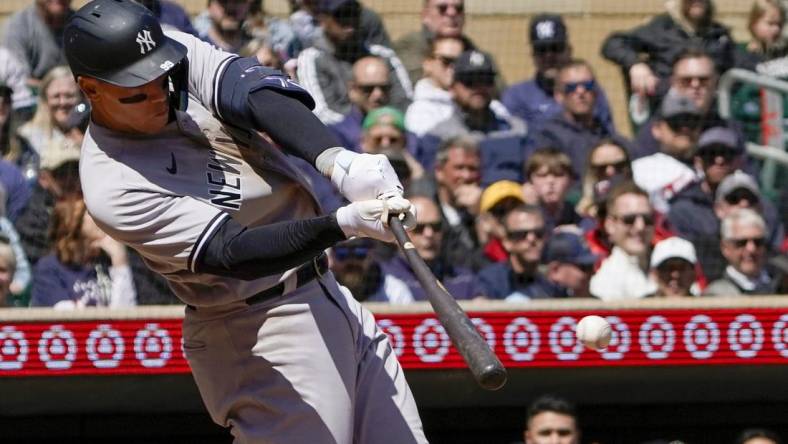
left=676, top=75, right=712, bottom=88
left=613, top=213, right=654, bottom=227
left=436, top=3, right=464, bottom=14
left=698, top=147, right=737, bottom=164
left=726, top=237, right=766, bottom=249
left=534, top=43, right=567, bottom=55
left=333, top=246, right=369, bottom=261
left=665, top=115, right=703, bottom=132
left=506, top=227, right=545, bottom=241
left=562, top=79, right=595, bottom=94
left=357, top=83, right=391, bottom=96
left=433, top=55, right=457, bottom=67
left=724, top=188, right=759, bottom=206
left=412, top=222, right=442, bottom=234
left=591, top=159, right=629, bottom=177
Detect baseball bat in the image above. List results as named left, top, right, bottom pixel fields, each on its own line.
left=388, top=216, right=507, bottom=391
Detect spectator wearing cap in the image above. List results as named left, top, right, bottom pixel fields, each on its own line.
left=648, top=237, right=699, bottom=297
left=297, top=0, right=412, bottom=125
left=475, top=180, right=526, bottom=267
left=405, top=36, right=468, bottom=137
left=633, top=48, right=747, bottom=160
left=2, top=0, right=74, bottom=87
left=376, top=195, right=485, bottom=302
left=330, top=55, right=418, bottom=152
left=502, top=13, right=614, bottom=134
left=360, top=107, right=424, bottom=182
left=714, top=170, right=783, bottom=249
left=542, top=230, right=597, bottom=298
left=590, top=182, right=658, bottom=300
left=703, top=208, right=776, bottom=296
left=429, top=49, right=526, bottom=140
left=528, top=59, right=629, bottom=179
left=631, top=91, right=703, bottom=214
left=392, top=0, right=504, bottom=88
left=478, top=204, right=557, bottom=301
left=601, top=0, right=735, bottom=130
left=525, top=147, right=582, bottom=231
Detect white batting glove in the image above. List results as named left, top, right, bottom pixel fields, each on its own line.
left=335, top=197, right=417, bottom=242
left=331, top=151, right=404, bottom=202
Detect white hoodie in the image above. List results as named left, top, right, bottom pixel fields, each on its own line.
left=405, top=78, right=457, bottom=136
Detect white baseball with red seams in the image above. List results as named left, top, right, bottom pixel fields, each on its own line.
left=576, top=315, right=612, bottom=350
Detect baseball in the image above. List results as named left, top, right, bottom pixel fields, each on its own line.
left=576, top=315, right=612, bottom=350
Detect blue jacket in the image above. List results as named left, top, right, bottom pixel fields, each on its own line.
left=0, top=159, right=31, bottom=222
left=30, top=254, right=109, bottom=307
left=477, top=261, right=561, bottom=300
left=502, top=75, right=614, bottom=134
left=378, top=255, right=483, bottom=301
left=527, top=113, right=623, bottom=177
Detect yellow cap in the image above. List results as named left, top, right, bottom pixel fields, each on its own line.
left=479, top=180, right=525, bottom=213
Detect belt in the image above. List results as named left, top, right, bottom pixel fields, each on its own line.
left=244, top=253, right=328, bottom=306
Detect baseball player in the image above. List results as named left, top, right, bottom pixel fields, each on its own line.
left=63, top=1, right=427, bottom=443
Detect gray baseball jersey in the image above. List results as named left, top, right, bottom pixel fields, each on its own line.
left=81, top=30, right=321, bottom=307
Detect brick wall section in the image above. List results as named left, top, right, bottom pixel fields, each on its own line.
left=0, top=0, right=751, bottom=136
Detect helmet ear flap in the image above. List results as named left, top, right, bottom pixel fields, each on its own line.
left=168, top=59, right=189, bottom=112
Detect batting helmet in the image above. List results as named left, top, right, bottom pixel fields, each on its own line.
left=63, top=0, right=187, bottom=90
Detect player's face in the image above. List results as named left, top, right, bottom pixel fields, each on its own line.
left=525, top=411, right=579, bottom=444
left=83, top=74, right=170, bottom=135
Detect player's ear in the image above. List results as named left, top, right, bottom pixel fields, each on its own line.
left=78, top=77, right=100, bottom=102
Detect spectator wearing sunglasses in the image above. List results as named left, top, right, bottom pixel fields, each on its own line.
left=601, top=0, right=735, bottom=131
left=297, top=0, right=412, bottom=125
left=590, top=182, right=658, bottom=300
left=405, top=36, right=468, bottom=137
left=714, top=171, right=783, bottom=250
left=576, top=138, right=632, bottom=219
left=542, top=230, right=597, bottom=298
left=634, top=48, right=747, bottom=160
left=502, top=14, right=613, bottom=135
left=478, top=204, right=556, bottom=301
left=524, top=147, right=582, bottom=232
left=475, top=180, right=527, bottom=267
left=704, top=208, right=776, bottom=296
left=329, top=238, right=407, bottom=302
left=632, top=91, right=702, bottom=214
left=392, top=0, right=504, bottom=89
left=528, top=60, right=628, bottom=179
left=377, top=195, right=484, bottom=302
left=648, top=236, right=700, bottom=298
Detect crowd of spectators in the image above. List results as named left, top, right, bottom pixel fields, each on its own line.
left=0, top=0, right=787, bottom=309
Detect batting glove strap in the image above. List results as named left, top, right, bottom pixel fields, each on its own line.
left=335, top=198, right=416, bottom=242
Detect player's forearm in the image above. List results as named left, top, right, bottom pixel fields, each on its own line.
left=247, top=88, right=342, bottom=166
left=196, top=214, right=346, bottom=280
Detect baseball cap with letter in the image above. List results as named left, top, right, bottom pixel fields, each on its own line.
left=529, top=13, right=568, bottom=48
left=454, top=50, right=496, bottom=86
left=64, top=0, right=187, bottom=88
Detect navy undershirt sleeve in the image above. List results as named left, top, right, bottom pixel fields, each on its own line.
left=247, top=88, right=342, bottom=165
left=196, top=214, right=346, bottom=280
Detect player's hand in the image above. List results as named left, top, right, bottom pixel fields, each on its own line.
left=331, top=151, right=404, bottom=202
left=335, top=197, right=417, bottom=242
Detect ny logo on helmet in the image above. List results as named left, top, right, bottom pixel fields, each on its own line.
left=136, top=30, right=156, bottom=54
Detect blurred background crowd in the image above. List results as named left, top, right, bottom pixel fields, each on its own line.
left=0, top=0, right=787, bottom=313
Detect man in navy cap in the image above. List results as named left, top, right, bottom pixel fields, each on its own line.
left=502, top=13, right=613, bottom=133
left=542, top=230, right=597, bottom=298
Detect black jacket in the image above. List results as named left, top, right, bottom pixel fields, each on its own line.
left=601, top=13, right=735, bottom=82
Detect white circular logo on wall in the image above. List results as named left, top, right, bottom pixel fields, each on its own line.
left=549, top=316, right=584, bottom=360
left=377, top=319, right=405, bottom=357
left=503, top=317, right=540, bottom=361
left=0, top=326, right=28, bottom=371
left=639, top=315, right=675, bottom=360
left=134, top=323, right=173, bottom=368
left=38, top=325, right=77, bottom=370
left=683, top=314, right=720, bottom=359
left=471, top=318, right=496, bottom=350
left=412, top=318, right=450, bottom=363
left=771, top=313, right=788, bottom=358
left=87, top=324, right=125, bottom=369
left=728, top=314, right=764, bottom=359
left=600, top=316, right=631, bottom=360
